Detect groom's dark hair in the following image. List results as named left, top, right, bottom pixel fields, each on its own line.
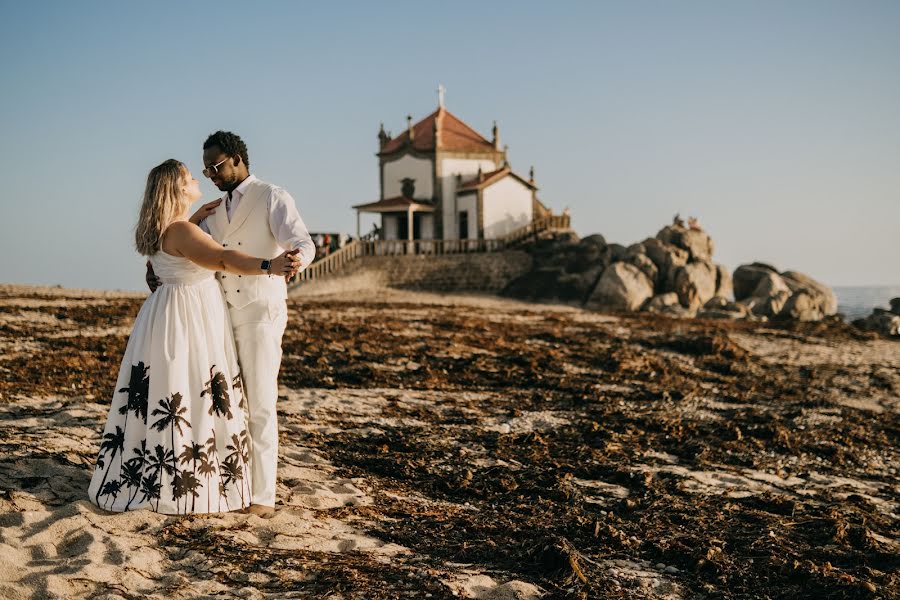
left=204, top=130, right=250, bottom=168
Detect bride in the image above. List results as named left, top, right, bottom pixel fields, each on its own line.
left=88, top=159, right=298, bottom=514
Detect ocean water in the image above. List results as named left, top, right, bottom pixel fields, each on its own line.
left=833, top=286, right=900, bottom=320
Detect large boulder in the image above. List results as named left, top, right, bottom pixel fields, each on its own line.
left=624, top=242, right=646, bottom=259
left=853, top=309, right=900, bottom=337
left=555, top=266, right=604, bottom=303
left=733, top=263, right=779, bottom=300
left=778, top=291, right=824, bottom=322
left=586, top=262, right=654, bottom=311
left=580, top=234, right=607, bottom=250
left=656, top=225, right=714, bottom=262
left=643, top=292, right=681, bottom=313
left=672, top=261, right=718, bottom=309
left=698, top=296, right=748, bottom=320
left=780, top=270, right=838, bottom=316
left=568, top=238, right=605, bottom=272
left=715, top=264, right=733, bottom=299
left=741, top=289, right=791, bottom=319
left=625, top=253, right=659, bottom=288
left=751, top=272, right=791, bottom=299
left=642, top=238, right=689, bottom=291
left=602, top=243, right=628, bottom=266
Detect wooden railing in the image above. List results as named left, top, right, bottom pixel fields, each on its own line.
left=296, top=239, right=366, bottom=282
left=292, top=213, right=571, bottom=287
left=498, top=213, right=571, bottom=246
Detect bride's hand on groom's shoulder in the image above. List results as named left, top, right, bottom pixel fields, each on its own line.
left=189, top=199, right=223, bottom=225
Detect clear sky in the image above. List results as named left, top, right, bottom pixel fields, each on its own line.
left=1, top=1, right=897, bottom=290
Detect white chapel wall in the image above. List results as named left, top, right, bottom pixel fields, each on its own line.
left=440, top=158, right=498, bottom=238
left=482, top=177, right=534, bottom=238
left=383, top=155, right=433, bottom=199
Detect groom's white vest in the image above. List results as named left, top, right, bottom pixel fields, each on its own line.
left=206, top=178, right=286, bottom=310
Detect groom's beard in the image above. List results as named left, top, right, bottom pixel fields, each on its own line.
left=213, top=175, right=246, bottom=194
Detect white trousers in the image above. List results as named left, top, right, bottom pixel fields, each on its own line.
left=228, top=298, right=288, bottom=506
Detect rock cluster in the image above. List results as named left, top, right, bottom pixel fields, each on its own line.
left=852, top=298, right=900, bottom=337
left=731, top=263, right=838, bottom=321
left=585, top=223, right=735, bottom=318
left=503, top=221, right=837, bottom=322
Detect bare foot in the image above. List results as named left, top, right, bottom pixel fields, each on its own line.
left=244, top=504, right=276, bottom=516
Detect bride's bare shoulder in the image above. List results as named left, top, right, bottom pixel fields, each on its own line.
left=164, top=220, right=203, bottom=239
left=160, top=220, right=206, bottom=255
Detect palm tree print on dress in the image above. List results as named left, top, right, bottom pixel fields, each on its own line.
left=91, top=356, right=247, bottom=513
left=232, top=372, right=245, bottom=410
left=178, top=442, right=207, bottom=512
left=225, top=430, right=251, bottom=506
left=220, top=457, right=245, bottom=507
left=202, top=366, right=233, bottom=420
left=121, top=439, right=147, bottom=511
left=94, top=425, right=125, bottom=506
left=95, top=363, right=149, bottom=512
left=204, top=431, right=228, bottom=512
left=151, top=393, right=191, bottom=513
left=197, top=448, right=217, bottom=512
left=118, top=362, right=150, bottom=424
left=100, top=479, right=122, bottom=509
left=141, top=443, right=174, bottom=510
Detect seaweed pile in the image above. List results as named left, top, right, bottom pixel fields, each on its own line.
left=0, top=285, right=897, bottom=599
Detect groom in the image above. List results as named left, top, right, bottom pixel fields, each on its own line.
left=148, top=131, right=315, bottom=515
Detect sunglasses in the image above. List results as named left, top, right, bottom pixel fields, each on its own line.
left=202, top=157, right=229, bottom=178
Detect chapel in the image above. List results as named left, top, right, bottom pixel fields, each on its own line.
left=353, top=89, right=550, bottom=241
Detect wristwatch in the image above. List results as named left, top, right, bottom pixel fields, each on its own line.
left=260, top=259, right=271, bottom=275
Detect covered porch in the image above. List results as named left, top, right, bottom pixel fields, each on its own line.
left=352, top=196, right=435, bottom=241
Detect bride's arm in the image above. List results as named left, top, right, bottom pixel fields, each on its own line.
left=164, top=221, right=298, bottom=276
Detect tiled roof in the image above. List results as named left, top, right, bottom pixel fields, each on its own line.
left=379, top=107, right=498, bottom=155
left=457, top=166, right=537, bottom=193
left=352, top=196, right=436, bottom=213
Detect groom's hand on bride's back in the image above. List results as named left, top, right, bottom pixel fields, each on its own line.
left=145, top=261, right=161, bottom=292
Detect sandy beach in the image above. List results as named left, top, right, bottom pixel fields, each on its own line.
left=0, top=283, right=897, bottom=599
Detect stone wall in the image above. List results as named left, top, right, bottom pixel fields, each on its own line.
left=291, top=251, right=533, bottom=296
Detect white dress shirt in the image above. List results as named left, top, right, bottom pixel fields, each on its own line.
left=200, top=174, right=316, bottom=270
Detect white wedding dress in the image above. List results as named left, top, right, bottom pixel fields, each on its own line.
left=88, top=251, right=251, bottom=514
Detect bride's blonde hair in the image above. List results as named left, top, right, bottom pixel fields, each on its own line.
left=135, top=159, right=188, bottom=256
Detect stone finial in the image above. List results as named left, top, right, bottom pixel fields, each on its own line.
left=492, top=120, right=500, bottom=150
left=437, top=83, right=446, bottom=109
left=407, top=115, right=415, bottom=143
left=378, top=122, right=389, bottom=149
left=529, top=166, right=535, bottom=183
